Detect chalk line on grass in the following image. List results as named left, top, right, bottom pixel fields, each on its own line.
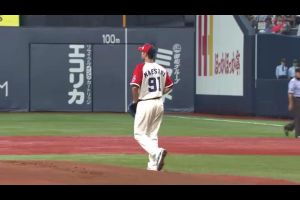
left=167, top=116, right=284, bottom=127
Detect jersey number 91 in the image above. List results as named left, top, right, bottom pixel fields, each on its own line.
left=148, top=77, right=161, bottom=92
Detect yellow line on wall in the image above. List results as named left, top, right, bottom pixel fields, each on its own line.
left=122, top=15, right=127, bottom=28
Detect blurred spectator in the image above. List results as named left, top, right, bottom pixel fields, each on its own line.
left=297, top=15, right=300, bottom=36
left=248, top=15, right=258, bottom=30
left=296, top=15, right=300, bottom=25
left=247, top=15, right=297, bottom=35
left=280, top=16, right=291, bottom=35
left=272, top=22, right=281, bottom=33
left=264, top=16, right=273, bottom=33
left=272, top=16, right=291, bottom=34
left=272, top=16, right=284, bottom=33
left=256, top=15, right=273, bottom=33
left=285, top=15, right=296, bottom=27
left=275, top=58, right=288, bottom=79
left=288, top=59, right=299, bottom=79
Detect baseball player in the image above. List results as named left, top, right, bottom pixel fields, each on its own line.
left=129, top=43, right=174, bottom=171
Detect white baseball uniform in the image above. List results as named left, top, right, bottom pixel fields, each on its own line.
left=130, top=61, right=173, bottom=170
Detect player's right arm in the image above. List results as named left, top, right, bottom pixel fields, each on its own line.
left=163, top=87, right=172, bottom=94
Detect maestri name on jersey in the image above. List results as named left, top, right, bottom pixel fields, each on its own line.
left=130, top=62, right=173, bottom=101
left=143, top=68, right=166, bottom=78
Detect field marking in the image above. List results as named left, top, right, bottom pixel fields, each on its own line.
left=167, top=115, right=284, bottom=127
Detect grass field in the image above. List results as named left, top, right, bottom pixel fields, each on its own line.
left=0, top=113, right=288, bottom=137
left=0, top=113, right=298, bottom=183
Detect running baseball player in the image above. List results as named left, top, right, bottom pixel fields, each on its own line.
left=129, top=43, right=174, bottom=171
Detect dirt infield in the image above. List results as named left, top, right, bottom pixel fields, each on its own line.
left=1, top=136, right=300, bottom=184
left=0, top=136, right=300, bottom=155
left=0, top=160, right=296, bottom=185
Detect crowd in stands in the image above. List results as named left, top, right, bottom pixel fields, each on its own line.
left=247, top=15, right=300, bottom=36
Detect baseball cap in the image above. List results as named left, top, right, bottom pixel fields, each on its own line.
left=138, top=43, right=154, bottom=54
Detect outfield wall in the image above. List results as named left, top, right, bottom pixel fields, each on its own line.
left=0, top=16, right=296, bottom=117
left=0, top=27, right=194, bottom=112
left=195, top=15, right=256, bottom=115
left=194, top=16, right=298, bottom=118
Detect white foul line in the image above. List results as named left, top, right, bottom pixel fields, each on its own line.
left=167, top=115, right=284, bottom=127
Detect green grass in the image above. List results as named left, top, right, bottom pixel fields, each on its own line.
left=0, top=154, right=299, bottom=183
left=0, top=113, right=131, bottom=136
left=0, top=113, right=290, bottom=137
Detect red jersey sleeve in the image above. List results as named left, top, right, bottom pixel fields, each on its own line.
left=165, top=72, right=174, bottom=88
left=130, top=63, right=144, bottom=87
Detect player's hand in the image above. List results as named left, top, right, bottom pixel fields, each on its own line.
left=128, top=102, right=138, bottom=118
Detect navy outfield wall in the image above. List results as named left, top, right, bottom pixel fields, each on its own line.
left=255, top=79, right=290, bottom=117
left=0, top=28, right=29, bottom=111
left=0, top=28, right=124, bottom=111
left=195, top=15, right=256, bottom=115
left=255, top=34, right=300, bottom=118
left=1, top=22, right=292, bottom=117
left=257, top=34, right=300, bottom=80
left=30, top=44, right=93, bottom=111
left=0, top=27, right=194, bottom=112
left=92, top=44, right=125, bottom=112
left=29, top=28, right=124, bottom=112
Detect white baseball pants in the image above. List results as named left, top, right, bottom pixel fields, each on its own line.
left=133, top=99, right=164, bottom=169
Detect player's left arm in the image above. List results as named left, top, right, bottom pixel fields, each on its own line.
left=131, top=86, right=140, bottom=103
left=163, top=72, right=174, bottom=94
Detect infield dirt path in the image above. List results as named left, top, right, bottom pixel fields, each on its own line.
left=0, top=136, right=300, bottom=155
left=0, top=160, right=296, bottom=185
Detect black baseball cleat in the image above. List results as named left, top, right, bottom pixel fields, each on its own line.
left=283, top=126, right=289, bottom=137
left=156, top=148, right=167, bottom=171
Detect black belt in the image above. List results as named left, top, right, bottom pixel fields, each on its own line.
left=138, top=97, right=161, bottom=102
